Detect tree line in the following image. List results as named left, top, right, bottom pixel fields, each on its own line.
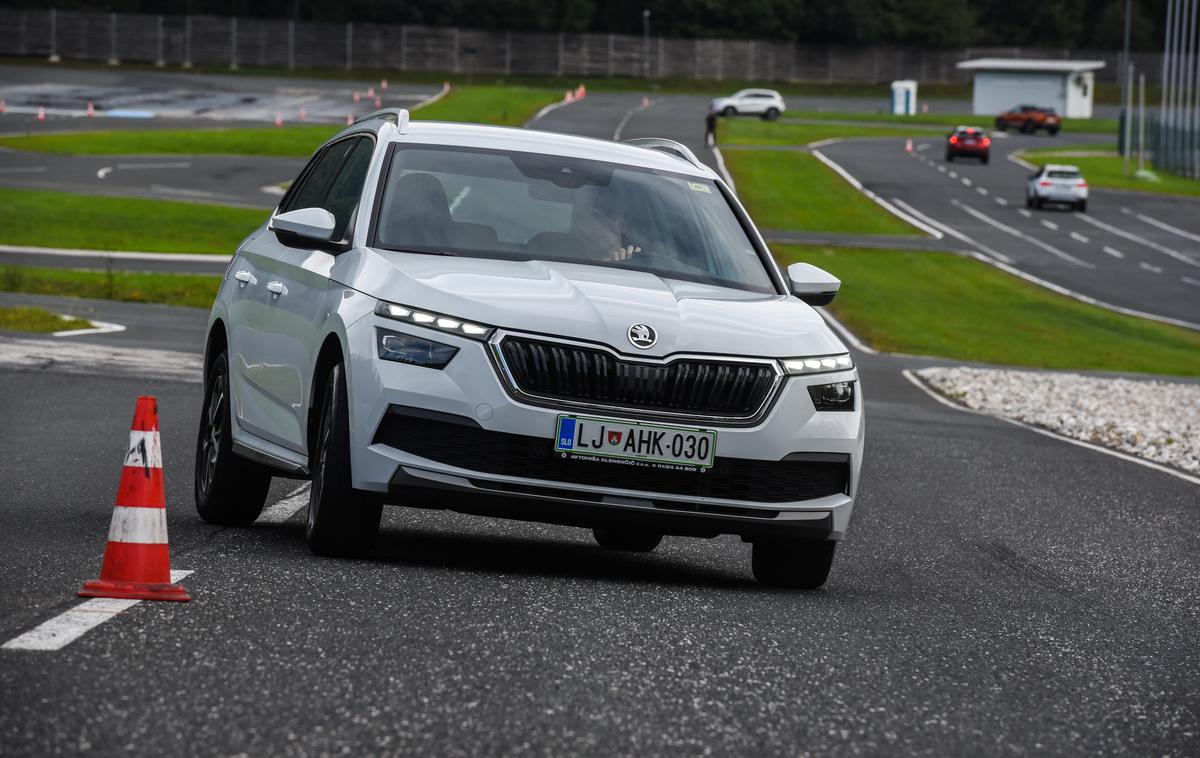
left=13, top=0, right=1168, bottom=50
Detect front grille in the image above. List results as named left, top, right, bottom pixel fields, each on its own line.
left=374, top=408, right=849, bottom=504
left=495, top=336, right=778, bottom=420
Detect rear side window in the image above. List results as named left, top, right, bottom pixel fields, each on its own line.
left=283, top=139, right=357, bottom=214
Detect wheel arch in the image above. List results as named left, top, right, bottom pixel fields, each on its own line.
left=307, top=332, right=347, bottom=466
left=203, top=319, right=228, bottom=389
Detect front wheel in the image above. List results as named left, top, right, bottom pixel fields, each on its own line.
left=306, top=363, right=382, bottom=557
left=752, top=539, right=836, bottom=589
left=1048, top=127, right=1060, bottom=136
left=722, top=106, right=736, bottom=117
left=593, top=528, right=662, bottom=552
left=763, top=107, right=780, bottom=121
left=1021, top=120, right=1036, bottom=134
left=194, top=351, right=272, bottom=526
left=995, top=119, right=1007, bottom=130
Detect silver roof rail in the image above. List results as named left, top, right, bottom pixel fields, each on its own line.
left=353, top=107, right=411, bottom=133
left=622, top=138, right=703, bottom=169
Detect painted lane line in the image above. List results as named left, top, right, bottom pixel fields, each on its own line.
left=1069, top=232, right=1090, bottom=244
left=0, top=243, right=229, bottom=263
left=1017, top=209, right=1032, bottom=218
left=524, top=96, right=580, bottom=127
left=994, top=197, right=1008, bottom=206
left=949, top=171, right=959, bottom=179
left=1102, top=246, right=1126, bottom=258
left=0, top=336, right=202, bottom=382
left=611, top=103, right=643, bottom=141
left=901, top=370, right=1200, bottom=489
left=258, top=483, right=311, bottom=524
left=916, top=143, right=931, bottom=151
left=260, top=184, right=287, bottom=196
left=1139, top=262, right=1164, bottom=274
left=961, top=177, right=972, bottom=187
left=53, top=318, right=126, bottom=338
left=1183, top=276, right=1200, bottom=288
left=96, top=166, right=114, bottom=179
left=711, top=147, right=735, bottom=194
left=811, top=148, right=943, bottom=238
left=114, top=161, right=192, bottom=171
left=0, top=166, right=47, bottom=174
left=951, top=200, right=1095, bottom=268
left=815, top=307, right=877, bottom=355
left=1006, top=152, right=1038, bottom=170
left=1040, top=219, right=1059, bottom=231
left=937, top=165, right=947, bottom=173
left=148, top=184, right=221, bottom=200
left=2, top=570, right=194, bottom=652
left=1121, top=207, right=1200, bottom=243
left=1074, top=213, right=1200, bottom=268
left=890, top=198, right=1014, bottom=263
left=976, top=186, right=989, bottom=196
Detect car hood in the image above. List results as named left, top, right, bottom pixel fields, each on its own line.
left=342, top=249, right=845, bottom=359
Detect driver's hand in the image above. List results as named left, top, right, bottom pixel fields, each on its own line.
left=609, top=244, right=641, bottom=261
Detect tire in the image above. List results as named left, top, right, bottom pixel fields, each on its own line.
left=1021, top=120, right=1036, bottom=134
left=981, top=153, right=989, bottom=164
left=194, top=351, right=272, bottom=526
left=1048, top=127, right=1060, bottom=136
left=1077, top=200, right=1087, bottom=213
left=763, top=107, right=780, bottom=121
left=946, top=152, right=954, bottom=162
left=1026, top=194, right=1033, bottom=209
left=995, top=118, right=1007, bottom=131
left=752, top=539, right=836, bottom=589
left=722, top=106, right=736, bottom=117
left=1034, top=197, right=1044, bottom=209
left=592, top=528, right=663, bottom=552
left=306, top=363, right=382, bottom=558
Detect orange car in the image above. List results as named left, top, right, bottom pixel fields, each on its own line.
left=995, top=105, right=1061, bottom=135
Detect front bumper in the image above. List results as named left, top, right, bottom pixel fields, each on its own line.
left=343, top=316, right=865, bottom=539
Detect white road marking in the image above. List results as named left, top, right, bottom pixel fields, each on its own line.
left=976, top=186, right=989, bottom=196
left=810, top=148, right=943, bottom=238
left=0, top=166, right=47, bottom=174
left=0, top=242, right=229, bottom=263
left=1018, top=209, right=1032, bottom=218
left=611, top=103, right=643, bottom=141
left=257, top=483, right=311, bottom=524
left=260, top=184, right=287, bottom=196
left=948, top=171, right=958, bottom=179
left=901, top=370, right=1200, bottom=488
left=1040, top=219, right=1059, bottom=231
left=1121, top=208, right=1200, bottom=244
left=96, top=166, right=114, bottom=179
left=1139, top=262, right=1164, bottom=274
left=114, top=161, right=192, bottom=171
left=524, top=95, right=580, bottom=126
left=1074, top=213, right=1200, bottom=268
left=994, top=197, right=1008, bottom=206
left=148, top=184, right=221, bottom=199
left=1102, top=246, right=1126, bottom=258
left=711, top=146, right=735, bottom=193
left=53, top=318, right=126, bottom=338
left=916, top=143, right=931, bottom=151
left=937, top=165, right=947, bottom=172
left=890, top=198, right=1014, bottom=263
left=952, top=200, right=1095, bottom=268
left=1069, top=232, right=1090, bottom=244
left=2, top=570, right=194, bottom=652
left=0, top=336, right=202, bottom=382
left=961, top=177, right=972, bottom=186
left=1183, top=276, right=1200, bottom=288
left=1006, top=152, right=1038, bottom=170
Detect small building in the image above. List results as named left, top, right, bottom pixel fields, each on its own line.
left=956, top=59, right=1106, bottom=119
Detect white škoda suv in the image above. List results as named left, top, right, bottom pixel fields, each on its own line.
left=194, top=110, right=864, bottom=588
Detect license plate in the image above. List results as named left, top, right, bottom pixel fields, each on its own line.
left=554, top=415, right=717, bottom=470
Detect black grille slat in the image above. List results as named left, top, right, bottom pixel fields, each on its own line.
left=499, top=337, right=776, bottom=418
left=375, top=411, right=849, bottom=503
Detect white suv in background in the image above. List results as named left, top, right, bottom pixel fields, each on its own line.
left=194, top=110, right=863, bottom=589
left=710, top=89, right=787, bottom=120
left=1027, top=164, right=1089, bottom=212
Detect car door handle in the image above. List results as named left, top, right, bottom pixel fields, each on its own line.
left=266, top=281, right=287, bottom=297
left=234, top=270, right=257, bottom=286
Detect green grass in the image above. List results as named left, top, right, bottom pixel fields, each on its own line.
left=0, top=85, right=560, bottom=157
left=0, top=265, right=220, bottom=309
left=0, top=188, right=262, bottom=253
left=724, top=150, right=917, bottom=235
left=781, top=110, right=1118, bottom=134
left=1021, top=148, right=1200, bottom=198
left=0, top=305, right=91, bottom=333
left=722, top=119, right=920, bottom=146
left=777, top=245, right=1200, bottom=376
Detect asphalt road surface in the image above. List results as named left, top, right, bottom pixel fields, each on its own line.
left=0, top=82, right=1197, bottom=755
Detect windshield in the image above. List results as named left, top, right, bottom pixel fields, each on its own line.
left=1047, top=170, right=1081, bottom=179
left=371, top=145, right=777, bottom=294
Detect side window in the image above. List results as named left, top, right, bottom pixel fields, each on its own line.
left=321, top=138, right=375, bottom=240
left=283, top=138, right=356, bottom=213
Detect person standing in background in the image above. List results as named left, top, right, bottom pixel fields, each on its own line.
left=705, top=108, right=718, bottom=146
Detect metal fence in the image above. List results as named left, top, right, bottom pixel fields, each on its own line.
left=0, top=8, right=1162, bottom=85
left=1152, top=0, right=1199, bottom=178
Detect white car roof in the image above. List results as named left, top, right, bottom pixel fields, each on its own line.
left=1042, top=164, right=1082, bottom=173
left=733, top=88, right=781, bottom=97
left=327, top=116, right=717, bottom=181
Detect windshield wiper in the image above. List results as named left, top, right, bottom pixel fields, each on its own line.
left=377, top=246, right=458, bottom=257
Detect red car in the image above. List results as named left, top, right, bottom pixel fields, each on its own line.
left=945, top=126, right=990, bottom=163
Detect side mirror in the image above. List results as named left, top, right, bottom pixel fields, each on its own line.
left=270, top=207, right=336, bottom=242
left=787, top=262, right=841, bottom=306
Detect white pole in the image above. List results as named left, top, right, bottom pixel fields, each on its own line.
left=48, top=8, right=59, bottom=63
left=155, top=14, right=164, bottom=67
left=1124, top=62, right=1134, bottom=175
left=230, top=17, right=238, bottom=71
left=1139, top=72, right=1146, bottom=172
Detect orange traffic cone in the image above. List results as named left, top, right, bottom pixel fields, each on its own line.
left=274, top=113, right=283, bottom=127
left=79, top=397, right=191, bottom=602
left=0, top=98, right=5, bottom=114
left=36, top=106, right=45, bottom=122
left=86, top=101, right=95, bottom=117
left=380, top=78, right=388, bottom=91
left=367, top=86, right=375, bottom=98
left=298, top=105, right=306, bottom=121
left=374, top=96, right=382, bottom=108
left=576, top=84, right=586, bottom=99
left=905, top=138, right=913, bottom=153
left=641, top=96, right=650, bottom=109
left=353, top=91, right=361, bottom=104
left=346, top=113, right=353, bottom=126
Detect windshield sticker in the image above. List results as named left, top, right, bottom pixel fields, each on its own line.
left=687, top=182, right=712, bottom=194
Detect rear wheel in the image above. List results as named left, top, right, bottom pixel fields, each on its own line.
left=593, top=528, right=663, bottom=552
left=995, top=118, right=1007, bottom=130
left=306, top=363, right=382, bottom=557
left=1077, top=200, right=1087, bottom=213
left=1021, top=120, right=1036, bottom=134
left=752, top=539, right=836, bottom=589
left=1048, top=127, right=1060, bottom=136
left=981, top=153, right=990, bottom=164
left=946, top=152, right=954, bottom=162
left=194, top=351, right=272, bottom=526
left=722, top=106, right=736, bottom=117
left=763, top=107, right=780, bottom=121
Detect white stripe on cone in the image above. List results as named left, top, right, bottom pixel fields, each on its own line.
left=106, top=505, right=169, bottom=544
left=123, top=430, right=162, bottom=469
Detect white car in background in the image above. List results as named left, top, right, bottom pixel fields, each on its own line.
left=194, top=110, right=863, bottom=589
left=1027, top=163, right=1089, bottom=212
left=710, top=89, right=787, bottom=120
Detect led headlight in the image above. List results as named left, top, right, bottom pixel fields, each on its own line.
left=782, top=353, right=853, bottom=376
left=376, top=328, right=459, bottom=369
left=808, top=381, right=855, bottom=411
left=375, top=301, right=494, bottom=341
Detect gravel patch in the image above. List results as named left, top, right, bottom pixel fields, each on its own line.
left=917, top=367, right=1200, bottom=475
